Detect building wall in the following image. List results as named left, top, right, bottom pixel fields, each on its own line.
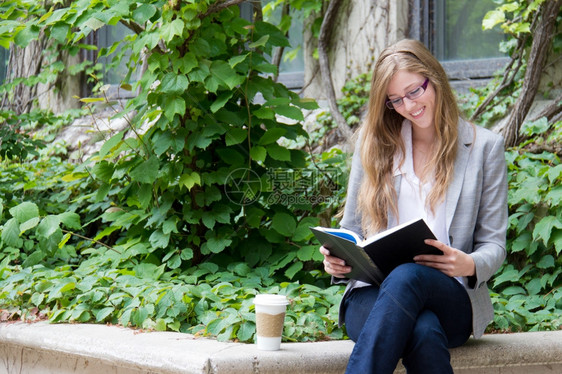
left=302, top=0, right=409, bottom=100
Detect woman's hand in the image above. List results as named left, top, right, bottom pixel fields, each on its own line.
left=414, top=239, right=476, bottom=278
left=319, top=246, right=352, bottom=278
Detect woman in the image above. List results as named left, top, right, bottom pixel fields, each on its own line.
left=320, top=39, right=507, bottom=373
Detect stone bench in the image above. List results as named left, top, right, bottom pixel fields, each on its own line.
left=0, top=322, right=560, bottom=373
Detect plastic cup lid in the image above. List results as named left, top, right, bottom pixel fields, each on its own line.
left=253, top=294, right=289, bottom=305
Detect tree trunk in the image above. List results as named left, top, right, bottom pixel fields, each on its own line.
left=502, top=0, right=562, bottom=147
left=1, top=38, right=47, bottom=114
left=318, top=0, right=354, bottom=140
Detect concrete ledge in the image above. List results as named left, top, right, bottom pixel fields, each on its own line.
left=0, top=322, right=561, bottom=373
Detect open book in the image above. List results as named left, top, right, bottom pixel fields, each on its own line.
left=310, top=218, right=442, bottom=285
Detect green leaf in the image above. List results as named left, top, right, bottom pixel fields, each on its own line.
left=296, top=245, right=317, bottom=261
left=180, top=52, right=198, bottom=74
left=22, top=251, right=46, bottom=267
left=253, top=107, right=275, bottom=119
left=48, top=281, right=76, bottom=302
left=58, top=232, right=71, bottom=248
left=84, top=17, right=105, bottom=31
left=236, top=321, right=255, bottom=342
left=95, top=307, right=115, bottom=322
left=225, top=128, right=247, bottom=146
left=19, top=217, right=40, bottom=234
left=58, top=212, right=82, bottom=230
left=275, top=105, right=304, bottom=121
left=9, top=202, right=39, bottom=223
left=149, top=230, right=170, bottom=249
left=525, top=278, right=542, bottom=296
left=181, top=248, right=194, bottom=260
left=37, top=215, right=62, bottom=239
left=521, top=117, right=549, bottom=136
left=202, top=236, right=232, bottom=254
left=14, top=24, right=40, bottom=47
left=248, top=35, right=269, bottom=48
left=99, top=131, right=124, bottom=158
left=188, top=66, right=210, bottom=83
left=51, top=22, right=69, bottom=43
left=202, top=212, right=216, bottom=229
left=93, top=161, right=115, bottom=183
left=179, top=172, right=201, bottom=190
left=167, top=254, right=182, bottom=269
left=254, top=22, right=290, bottom=47
left=130, top=184, right=151, bottom=209
left=546, top=165, right=562, bottom=184
left=501, top=286, right=526, bottom=296
left=512, top=22, right=530, bottom=34
left=259, top=128, right=286, bottom=145
left=164, top=96, right=186, bottom=120
left=160, top=18, right=184, bottom=42
left=271, top=212, right=297, bottom=236
left=533, top=216, right=562, bottom=245
left=130, top=156, right=159, bottom=184
left=546, top=185, right=562, bottom=206
left=250, top=146, right=267, bottom=162
left=285, top=261, right=303, bottom=279
left=133, top=4, right=157, bottom=24
left=160, top=73, right=189, bottom=94
left=210, top=91, right=234, bottom=113
left=229, top=53, right=249, bottom=68
left=216, top=148, right=245, bottom=165
left=2, top=218, right=21, bottom=247
left=510, top=232, right=531, bottom=252
left=482, top=9, right=505, bottom=30
left=536, top=255, right=555, bottom=269
left=493, top=267, right=519, bottom=287
left=294, top=217, right=319, bottom=241
left=267, top=144, right=291, bottom=161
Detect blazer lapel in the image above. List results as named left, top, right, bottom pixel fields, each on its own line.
left=446, top=119, right=475, bottom=230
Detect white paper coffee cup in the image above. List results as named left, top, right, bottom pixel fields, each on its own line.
left=253, top=294, right=289, bottom=350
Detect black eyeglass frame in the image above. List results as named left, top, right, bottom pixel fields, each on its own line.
left=385, top=78, right=430, bottom=109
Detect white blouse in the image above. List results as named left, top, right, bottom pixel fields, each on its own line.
left=391, top=121, right=448, bottom=246
left=355, top=120, right=467, bottom=288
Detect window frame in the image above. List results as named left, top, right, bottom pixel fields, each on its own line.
left=408, top=0, right=509, bottom=90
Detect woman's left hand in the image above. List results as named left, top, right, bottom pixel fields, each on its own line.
left=413, top=239, right=476, bottom=277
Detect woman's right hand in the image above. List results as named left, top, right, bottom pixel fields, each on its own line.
left=319, top=246, right=352, bottom=278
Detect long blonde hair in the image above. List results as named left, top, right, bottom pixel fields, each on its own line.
left=357, top=39, right=459, bottom=235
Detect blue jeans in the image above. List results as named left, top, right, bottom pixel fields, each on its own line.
left=344, top=263, right=472, bottom=374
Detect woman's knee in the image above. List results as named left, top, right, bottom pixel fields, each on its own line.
left=402, top=311, right=450, bottom=367
left=411, top=310, right=446, bottom=344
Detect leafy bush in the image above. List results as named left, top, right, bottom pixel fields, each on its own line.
left=0, top=0, right=349, bottom=342
left=489, top=119, right=562, bottom=332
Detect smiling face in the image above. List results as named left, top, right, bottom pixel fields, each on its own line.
left=386, top=70, right=436, bottom=134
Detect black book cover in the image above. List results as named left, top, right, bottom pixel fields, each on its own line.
left=311, top=218, right=442, bottom=285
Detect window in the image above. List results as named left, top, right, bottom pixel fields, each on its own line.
left=96, top=23, right=138, bottom=87
left=241, top=1, right=305, bottom=89
left=409, top=0, right=508, bottom=89
left=0, top=47, right=8, bottom=84
left=81, top=24, right=140, bottom=99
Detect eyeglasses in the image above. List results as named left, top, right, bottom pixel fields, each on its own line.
left=385, top=78, right=430, bottom=109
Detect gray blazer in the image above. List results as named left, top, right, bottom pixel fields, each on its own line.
left=338, top=118, right=508, bottom=339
